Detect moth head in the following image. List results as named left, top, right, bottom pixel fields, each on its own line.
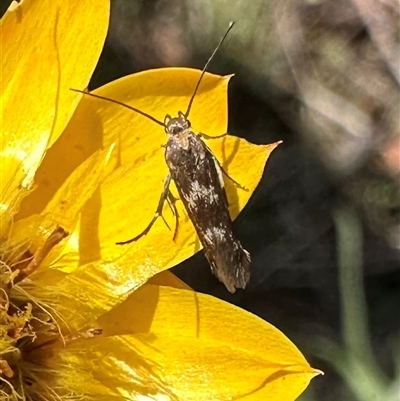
left=164, top=111, right=191, bottom=135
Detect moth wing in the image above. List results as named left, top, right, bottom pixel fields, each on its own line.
left=166, top=133, right=251, bottom=293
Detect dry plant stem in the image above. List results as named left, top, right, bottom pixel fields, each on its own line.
left=13, top=226, right=68, bottom=284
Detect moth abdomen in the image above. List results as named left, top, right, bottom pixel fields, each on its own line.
left=205, top=233, right=251, bottom=293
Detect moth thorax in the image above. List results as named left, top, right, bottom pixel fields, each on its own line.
left=165, top=113, right=191, bottom=136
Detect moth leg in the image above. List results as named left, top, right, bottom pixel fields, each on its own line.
left=198, top=132, right=228, bottom=140
left=203, top=143, right=248, bottom=191
left=166, top=192, right=180, bottom=241
left=199, top=135, right=248, bottom=190
left=116, top=174, right=172, bottom=245
left=217, top=161, right=248, bottom=191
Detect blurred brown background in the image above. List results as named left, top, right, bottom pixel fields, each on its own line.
left=3, top=0, right=399, bottom=400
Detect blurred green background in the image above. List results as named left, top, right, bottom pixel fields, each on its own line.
left=3, top=0, right=398, bottom=400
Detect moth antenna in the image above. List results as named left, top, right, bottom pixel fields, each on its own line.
left=184, top=21, right=235, bottom=119
left=70, top=88, right=165, bottom=127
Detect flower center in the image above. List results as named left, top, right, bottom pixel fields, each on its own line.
left=1, top=227, right=68, bottom=400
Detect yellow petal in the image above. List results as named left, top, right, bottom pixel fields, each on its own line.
left=43, top=259, right=141, bottom=331
left=1, top=0, right=109, bottom=222
left=42, top=143, right=117, bottom=233
left=55, top=355, right=120, bottom=400
left=147, top=270, right=191, bottom=289
left=16, top=93, right=114, bottom=220
left=7, top=144, right=116, bottom=270
left=58, top=69, right=279, bottom=278
left=61, top=284, right=321, bottom=400
left=40, top=268, right=187, bottom=332
left=0, top=155, right=30, bottom=239
left=39, top=268, right=184, bottom=336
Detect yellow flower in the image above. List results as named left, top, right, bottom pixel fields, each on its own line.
left=1, top=0, right=321, bottom=400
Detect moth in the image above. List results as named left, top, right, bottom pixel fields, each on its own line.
left=72, top=22, right=251, bottom=293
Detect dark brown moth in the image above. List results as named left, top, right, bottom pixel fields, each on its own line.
left=71, top=22, right=251, bottom=293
